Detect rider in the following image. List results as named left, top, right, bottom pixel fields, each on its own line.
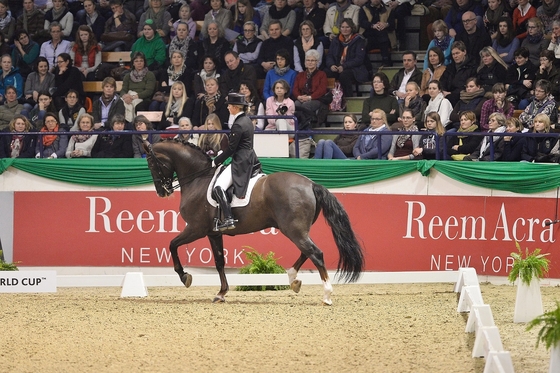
left=211, top=92, right=259, bottom=231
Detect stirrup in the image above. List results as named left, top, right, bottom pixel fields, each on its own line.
left=216, top=217, right=237, bottom=231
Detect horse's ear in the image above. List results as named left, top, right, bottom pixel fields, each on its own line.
left=142, top=141, right=152, bottom=154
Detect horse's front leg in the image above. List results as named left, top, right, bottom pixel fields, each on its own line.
left=208, top=234, right=229, bottom=303
left=169, top=227, right=201, bottom=288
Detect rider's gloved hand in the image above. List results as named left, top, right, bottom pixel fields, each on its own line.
left=212, top=160, right=216, bottom=168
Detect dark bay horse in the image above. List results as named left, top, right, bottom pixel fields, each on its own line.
left=144, top=139, right=364, bottom=305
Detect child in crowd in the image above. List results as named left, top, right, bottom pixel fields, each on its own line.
left=414, top=111, right=445, bottom=160
left=170, top=4, right=196, bottom=40
left=265, top=79, right=295, bottom=132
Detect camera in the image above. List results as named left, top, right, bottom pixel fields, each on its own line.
left=276, top=105, right=288, bottom=115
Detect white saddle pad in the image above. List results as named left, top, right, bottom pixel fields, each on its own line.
left=207, top=166, right=265, bottom=208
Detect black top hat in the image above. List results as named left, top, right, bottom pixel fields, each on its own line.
left=227, top=92, right=249, bottom=106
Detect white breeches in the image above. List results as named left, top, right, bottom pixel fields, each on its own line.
left=215, top=165, right=233, bottom=190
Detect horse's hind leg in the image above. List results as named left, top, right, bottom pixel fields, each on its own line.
left=208, top=235, right=229, bottom=303
left=169, top=228, right=203, bottom=288
left=287, top=254, right=308, bottom=293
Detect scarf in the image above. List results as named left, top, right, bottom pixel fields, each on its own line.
left=396, top=124, right=419, bottom=148
left=527, top=32, right=544, bottom=44
left=170, top=99, right=181, bottom=115
left=50, top=6, right=68, bottom=22
left=338, top=33, right=359, bottom=65
left=145, top=8, right=165, bottom=29
left=199, top=69, right=217, bottom=83
left=41, top=125, right=59, bottom=147
left=457, top=124, right=478, bottom=139
left=303, top=69, right=318, bottom=95
left=479, top=126, right=505, bottom=157
left=23, top=8, right=41, bottom=31
left=542, top=0, right=560, bottom=17
left=0, top=12, right=12, bottom=29
left=168, top=63, right=186, bottom=82
left=498, top=33, right=514, bottom=48
left=10, top=134, right=24, bottom=158
left=269, top=5, right=292, bottom=20
left=130, top=67, right=149, bottom=83
left=334, top=1, right=352, bottom=29
left=205, top=92, right=220, bottom=113
left=301, top=36, right=314, bottom=53
left=274, top=65, right=290, bottom=76
left=459, top=88, right=485, bottom=103
left=434, top=35, right=451, bottom=52
left=169, top=36, right=192, bottom=57
left=61, top=104, right=84, bottom=127
left=72, top=132, right=93, bottom=143
left=485, top=4, right=505, bottom=25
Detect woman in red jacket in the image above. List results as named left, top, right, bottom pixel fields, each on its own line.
left=70, top=25, right=102, bottom=81
left=292, top=49, right=328, bottom=128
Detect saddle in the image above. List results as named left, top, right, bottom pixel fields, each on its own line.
left=207, top=163, right=264, bottom=208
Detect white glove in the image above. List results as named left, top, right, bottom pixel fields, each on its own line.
left=211, top=160, right=216, bottom=168
left=49, top=153, right=57, bottom=159
left=35, top=153, right=40, bottom=159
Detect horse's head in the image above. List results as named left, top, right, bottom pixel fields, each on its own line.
left=144, top=141, right=175, bottom=197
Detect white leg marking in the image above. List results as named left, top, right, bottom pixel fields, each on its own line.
left=287, top=267, right=302, bottom=293
left=322, top=279, right=333, bottom=306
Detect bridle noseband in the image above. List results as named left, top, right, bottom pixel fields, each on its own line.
left=146, top=144, right=175, bottom=196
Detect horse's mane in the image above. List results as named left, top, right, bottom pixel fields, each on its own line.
left=161, top=138, right=212, bottom=163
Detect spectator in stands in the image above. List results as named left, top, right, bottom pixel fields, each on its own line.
left=0, top=0, right=15, bottom=43
left=156, top=81, right=194, bottom=130
left=239, top=82, right=265, bottom=130
left=445, top=0, right=483, bottom=38
left=0, top=55, right=23, bottom=103
left=439, top=41, right=477, bottom=106
left=154, top=50, right=194, bottom=102
left=448, top=77, right=486, bottom=131
left=40, top=22, right=72, bottom=70
left=102, top=0, right=136, bottom=52
left=131, top=114, right=161, bottom=158
left=521, top=17, right=550, bottom=66
left=420, top=47, right=446, bottom=99
left=131, top=19, right=167, bottom=77
left=536, top=0, right=560, bottom=36
left=292, top=0, right=325, bottom=39
left=522, top=113, right=559, bottom=162
left=424, top=80, right=453, bottom=128
left=17, top=0, right=46, bottom=43
left=260, top=0, right=296, bottom=39
left=536, top=50, right=560, bottom=100
left=455, top=11, right=492, bottom=65
left=263, top=49, right=296, bottom=100
left=44, top=0, right=75, bottom=40
left=292, top=49, right=329, bottom=128
left=197, top=113, right=228, bottom=156
left=518, top=79, right=557, bottom=128
left=70, top=25, right=102, bottom=81
left=255, top=20, right=294, bottom=78
left=0, top=85, right=22, bottom=128
left=0, top=114, right=35, bottom=158
left=413, top=111, right=445, bottom=160
left=353, top=108, right=391, bottom=159
left=35, top=112, right=68, bottom=158
left=233, top=21, right=262, bottom=66
left=192, top=76, right=229, bottom=128
left=52, top=53, right=84, bottom=110
left=265, top=79, right=295, bottom=131
left=223, top=50, right=258, bottom=94
left=387, top=109, right=421, bottom=160
left=484, top=0, right=511, bottom=39
left=191, top=0, right=211, bottom=21
left=12, top=30, right=40, bottom=80
left=92, top=77, right=124, bottom=129
left=58, top=89, right=85, bottom=129
left=174, top=117, right=198, bottom=144
left=201, top=0, right=233, bottom=41
left=397, top=81, right=424, bottom=128
left=27, top=90, right=56, bottom=128
left=314, top=113, right=360, bottom=159
left=385, top=0, right=414, bottom=50
left=501, top=117, right=526, bottom=161
left=390, top=50, right=422, bottom=103
left=22, top=57, right=55, bottom=115
left=424, top=20, right=454, bottom=70
left=65, top=113, right=98, bottom=158
left=548, top=19, right=560, bottom=65
left=359, top=0, right=394, bottom=68
left=120, top=51, right=156, bottom=121
left=513, top=0, right=536, bottom=40
left=324, top=18, right=368, bottom=99
left=137, top=0, right=171, bottom=39
left=446, top=110, right=481, bottom=160
left=168, top=22, right=197, bottom=71
left=91, top=114, right=133, bottom=158
left=463, top=112, right=506, bottom=161
left=361, top=72, right=398, bottom=125
left=477, top=46, right=508, bottom=93
left=193, top=55, right=223, bottom=99
left=77, top=0, right=106, bottom=42
left=198, top=20, right=231, bottom=72
left=170, top=4, right=196, bottom=40
left=323, top=0, right=359, bottom=44
left=293, top=21, right=324, bottom=72
left=505, top=47, right=537, bottom=107
left=479, top=83, right=514, bottom=132
left=492, top=17, right=520, bottom=64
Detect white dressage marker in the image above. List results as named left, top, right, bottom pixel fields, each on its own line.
left=466, top=304, right=496, bottom=334
left=483, top=351, right=514, bottom=373
left=454, top=267, right=479, bottom=293
left=472, top=326, right=505, bottom=359
left=457, top=285, right=484, bottom=313
left=120, top=272, right=148, bottom=297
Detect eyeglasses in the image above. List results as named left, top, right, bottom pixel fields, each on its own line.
left=56, top=60, right=64, bottom=64
left=462, top=18, right=476, bottom=23
left=243, top=29, right=254, bottom=32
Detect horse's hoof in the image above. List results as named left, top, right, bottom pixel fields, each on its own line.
left=322, top=298, right=333, bottom=306
left=290, top=279, right=302, bottom=293
left=212, top=295, right=226, bottom=303
left=182, top=273, right=192, bottom=288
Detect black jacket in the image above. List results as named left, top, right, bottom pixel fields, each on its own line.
left=477, top=62, right=508, bottom=93
left=91, top=131, right=134, bottom=158
left=439, top=57, right=478, bottom=105
left=0, top=131, right=36, bottom=158
left=192, top=94, right=229, bottom=128
left=92, top=95, right=126, bottom=128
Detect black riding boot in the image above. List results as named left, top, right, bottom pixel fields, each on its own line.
left=213, top=186, right=236, bottom=231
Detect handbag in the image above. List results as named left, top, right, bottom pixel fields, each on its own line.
left=111, top=66, right=130, bottom=80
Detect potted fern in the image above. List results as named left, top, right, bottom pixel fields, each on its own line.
left=508, top=242, right=550, bottom=323
left=235, top=248, right=289, bottom=291
left=527, top=302, right=560, bottom=373
left=0, top=249, right=18, bottom=271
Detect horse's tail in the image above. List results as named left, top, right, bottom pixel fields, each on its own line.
left=312, top=183, right=364, bottom=283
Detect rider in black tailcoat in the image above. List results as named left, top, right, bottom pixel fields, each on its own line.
left=212, top=92, right=259, bottom=231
